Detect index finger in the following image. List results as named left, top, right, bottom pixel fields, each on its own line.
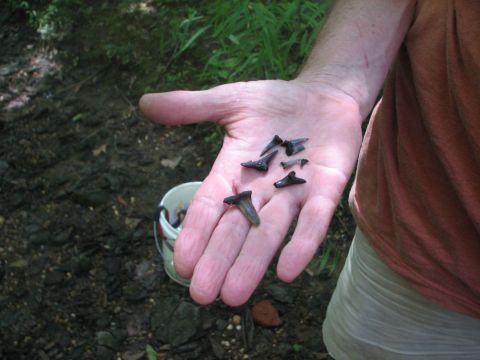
left=173, top=171, right=231, bottom=278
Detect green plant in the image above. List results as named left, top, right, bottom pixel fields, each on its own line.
left=292, top=343, right=303, bottom=352
left=202, top=0, right=331, bottom=82
left=308, top=237, right=341, bottom=276
left=145, top=344, right=158, bottom=360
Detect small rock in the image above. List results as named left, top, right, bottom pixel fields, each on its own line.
left=96, top=331, right=119, bottom=350
left=125, top=217, right=141, bottom=229
left=251, top=300, right=282, bottom=327
left=123, top=350, right=145, bottom=360
left=9, top=192, right=24, bottom=208
left=25, top=223, right=41, bottom=234
left=150, top=297, right=179, bottom=340
left=169, top=301, right=201, bottom=347
left=161, top=156, right=182, bottom=169
left=28, top=230, right=50, bottom=246
left=215, top=319, right=227, bottom=331
left=71, top=254, right=94, bottom=275
left=104, top=256, right=121, bottom=275
left=96, top=346, right=114, bottom=360
left=124, top=284, right=147, bottom=304
left=202, top=315, right=215, bottom=330
left=265, top=283, right=294, bottom=304
left=232, top=315, right=241, bottom=326
left=135, top=260, right=154, bottom=281
left=126, top=314, right=143, bottom=337
left=52, top=227, right=74, bottom=246
left=0, top=161, right=9, bottom=176
left=131, top=228, right=144, bottom=241
left=209, top=337, right=225, bottom=359
left=72, top=188, right=110, bottom=206
left=44, top=271, right=64, bottom=286
left=0, top=260, right=5, bottom=281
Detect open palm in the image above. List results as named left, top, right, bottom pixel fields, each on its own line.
left=140, top=80, right=363, bottom=306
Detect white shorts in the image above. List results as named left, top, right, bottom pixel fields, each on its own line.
left=323, top=228, right=480, bottom=360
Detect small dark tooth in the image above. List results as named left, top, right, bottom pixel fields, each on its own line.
left=171, top=209, right=187, bottom=228
left=260, top=135, right=283, bottom=156
left=280, top=158, right=309, bottom=169
left=289, top=137, right=309, bottom=146
left=274, top=171, right=306, bottom=188
left=282, top=138, right=308, bottom=156
left=223, top=190, right=260, bottom=225
left=241, top=150, right=278, bottom=171
left=287, top=144, right=305, bottom=156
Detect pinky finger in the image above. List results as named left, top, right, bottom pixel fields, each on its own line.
left=276, top=195, right=338, bottom=282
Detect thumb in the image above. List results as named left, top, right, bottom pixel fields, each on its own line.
left=139, top=83, right=241, bottom=125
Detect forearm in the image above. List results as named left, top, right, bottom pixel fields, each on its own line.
left=296, top=0, right=415, bottom=118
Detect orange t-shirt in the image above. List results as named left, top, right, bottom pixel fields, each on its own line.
left=350, top=0, right=480, bottom=318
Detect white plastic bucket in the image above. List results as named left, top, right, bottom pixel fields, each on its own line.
left=154, top=181, right=202, bottom=287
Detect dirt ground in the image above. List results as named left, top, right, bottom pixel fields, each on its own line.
left=0, top=15, right=355, bottom=360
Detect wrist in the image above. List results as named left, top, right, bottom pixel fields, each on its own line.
left=294, top=65, right=377, bottom=120
left=290, top=75, right=366, bottom=125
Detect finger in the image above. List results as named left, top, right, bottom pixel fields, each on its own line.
left=220, top=191, right=300, bottom=307
left=276, top=194, right=337, bottom=282
left=139, top=83, right=238, bottom=125
left=188, top=191, right=264, bottom=305
left=173, top=172, right=231, bottom=278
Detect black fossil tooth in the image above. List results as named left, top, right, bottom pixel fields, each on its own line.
left=280, top=158, right=309, bottom=169
left=260, top=135, right=283, bottom=156
left=274, top=171, right=306, bottom=188
left=171, top=209, right=187, bottom=228
left=223, top=190, right=260, bottom=225
left=282, top=138, right=309, bottom=156
left=241, top=150, right=278, bottom=171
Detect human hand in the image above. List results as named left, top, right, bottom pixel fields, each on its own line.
left=139, top=80, right=363, bottom=306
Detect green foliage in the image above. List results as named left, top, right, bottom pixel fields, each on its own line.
left=292, top=343, right=303, bottom=352
left=203, top=0, right=331, bottom=81
left=308, top=238, right=341, bottom=276
left=145, top=344, right=158, bottom=360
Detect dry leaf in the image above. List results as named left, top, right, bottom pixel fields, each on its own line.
left=125, top=217, right=142, bottom=229
left=93, top=144, right=107, bottom=156
left=161, top=156, right=182, bottom=169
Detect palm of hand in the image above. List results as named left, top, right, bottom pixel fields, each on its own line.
left=140, top=80, right=363, bottom=306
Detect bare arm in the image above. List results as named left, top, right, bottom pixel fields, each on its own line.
left=296, top=0, right=415, bottom=118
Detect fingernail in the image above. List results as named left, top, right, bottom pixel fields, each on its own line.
left=139, top=94, right=153, bottom=112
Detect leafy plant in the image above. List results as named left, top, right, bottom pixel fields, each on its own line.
left=292, top=343, right=303, bottom=352
left=308, top=238, right=341, bottom=276
left=202, top=0, right=331, bottom=82
left=145, top=344, right=158, bottom=360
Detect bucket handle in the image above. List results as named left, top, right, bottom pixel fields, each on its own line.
left=153, top=206, right=174, bottom=260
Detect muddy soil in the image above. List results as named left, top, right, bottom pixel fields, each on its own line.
left=0, top=16, right=354, bottom=360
